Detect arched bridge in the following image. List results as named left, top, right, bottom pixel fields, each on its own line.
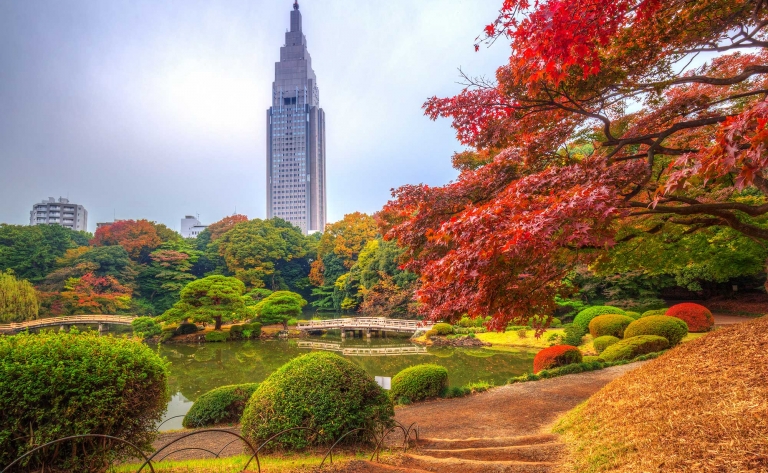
left=296, top=317, right=432, bottom=339
left=0, top=315, right=136, bottom=334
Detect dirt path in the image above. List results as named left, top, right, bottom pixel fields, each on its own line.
left=713, top=314, right=756, bottom=325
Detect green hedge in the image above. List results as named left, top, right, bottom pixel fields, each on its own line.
left=509, top=351, right=665, bottom=384
left=131, top=316, right=162, bottom=338
left=593, top=335, right=620, bottom=354
left=183, top=383, right=259, bottom=428
left=624, top=311, right=641, bottom=320
left=176, top=322, right=199, bottom=335
left=0, top=331, right=168, bottom=471
left=624, top=316, right=688, bottom=346
left=432, top=323, right=454, bottom=335
left=205, top=331, right=229, bottom=342
left=573, top=306, right=627, bottom=332
left=242, top=322, right=262, bottom=338
left=390, top=364, right=449, bottom=403
left=600, top=335, right=670, bottom=362
left=641, top=308, right=667, bottom=318
left=588, top=314, right=635, bottom=338
left=241, top=352, right=393, bottom=450
left=563, top=324, right=586, bottom=346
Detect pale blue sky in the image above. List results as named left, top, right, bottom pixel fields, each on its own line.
left=0, top=0, right=509, bottom=232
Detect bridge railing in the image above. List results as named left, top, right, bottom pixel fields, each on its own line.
left=0, top=315, right=137, bottom=333
left=296, top=317, right=433, bottom=331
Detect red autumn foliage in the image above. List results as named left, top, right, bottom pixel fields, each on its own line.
left=666, top=303, right=715, bottom=333
left=533, top=345, right=583, bottom=374
left=379, top=0, right=768, bottom=328
left=91, top=220, right=162, bottom=261
left=207, top=214, right=248, bottom=241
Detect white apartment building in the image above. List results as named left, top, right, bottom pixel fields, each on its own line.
left=181, top=215, right=207, bottom=238
left=29, top=197, right=88, bottom=232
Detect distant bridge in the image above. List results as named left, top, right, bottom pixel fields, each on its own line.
left=0, top=315, right=136, bottom=334
left=296, top=317, right=432, bottom=338
left=296, top=340, right=428, bottom=356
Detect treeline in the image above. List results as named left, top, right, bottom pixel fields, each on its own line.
left=0, top=212, right=418, bottom=321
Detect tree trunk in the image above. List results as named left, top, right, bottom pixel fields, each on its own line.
left=214, top=316, right=222, bottom=331
left=283, top=319, right=288, bottom=331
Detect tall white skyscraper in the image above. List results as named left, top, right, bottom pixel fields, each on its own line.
left=266, top=1, right=326, bottom=234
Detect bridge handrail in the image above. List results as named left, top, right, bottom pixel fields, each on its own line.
left=296, top=317, right=433, bottom=331
left=0, top=315, right=137, bottom=332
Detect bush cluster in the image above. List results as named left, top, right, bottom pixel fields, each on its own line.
left=241, top=352, right=393, bottom=450
left=391, top=364, right=449, bottom=403
left=432, top=323, right=454, bottom=335
left=205, top=331, right=229, bottom=342
left=183, top=383, right=259, bottom=428
left=0, top=331, right=168, bottom=471
left=600, top=335, right=670, bottom=362
left=131, top=316, right=162, bottom=338
left=562, top=324, right=586, bottom=346
left=641, top=308, right=667, bottom=318
left=624, top=315, right=688, bottom=346
left=457, top=315, right=489, bottom=328
left=176, top=322, right=199, bottom=335
left=592, top=335, right=620, bottom=354
left=624, top=311, right=641, bottom=320
left=588, top=314, right=635, bottom=338
left=533, top=345, right=582, bottom=373
left=573, top=306, right=626, bottom=331
left=510, top=351, right=665, bottom=384
left=665, top=303, right=714, bottom=332
left=242, top=322, right=262, bottom=337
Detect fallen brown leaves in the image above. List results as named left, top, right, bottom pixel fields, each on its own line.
left=555, top=316, right=768, bottom=472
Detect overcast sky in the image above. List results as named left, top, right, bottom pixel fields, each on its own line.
left=0, top=0, right=509, bottom=232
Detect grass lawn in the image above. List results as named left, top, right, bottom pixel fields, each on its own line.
left=476, top=328, right=564, bottom=348
left=111, top=451, right=369, bottom=473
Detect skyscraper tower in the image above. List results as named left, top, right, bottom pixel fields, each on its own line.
left=266, top=1, right=326, bottom=234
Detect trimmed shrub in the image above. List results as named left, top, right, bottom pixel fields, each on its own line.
left=432, top=323, right=454, bottom=335
left=641, top=308, right=667, bottom=318
left=391, top=364, right=449, bottom=403
left=666, top=303, right=714, bottom=332
left=242, top=322, right=262, bottom=337
left=533, top=345, right=582, bottom=373
left=582, top=355, right=605, bottom=363
left=625, top=311, right=641, bottom=320
left=527, top=315, right=562, bottom=327
left=205, top=331, right=229, bottom=342
left=424, top=329, right=438, bottom=339
left=176, top=322, right=199, bottom=335
left=600, top=335, right=670, bottom=362
left=588, top=314, right=635, bottom=338
left=593, top=335, right=620, bottom=354
left=624, top=315, right=688, bottom=346
left=573, top=306, right=627, bottom=331
left=0, top=332, right=168, bottom=470
left=228, top=324, right=244, bottom=336
left=241, top=352, right=393, bottom=450
left=131, top=316, right=162, bottom=338
left=183, top=383, right=259, bottom=428
left=563, top=324, right=586, bottom=346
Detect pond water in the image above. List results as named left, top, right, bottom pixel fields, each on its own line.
left=157, top=336, right=536, bottom=431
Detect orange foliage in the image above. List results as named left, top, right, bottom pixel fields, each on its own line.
left=666, top=303, right=715, bottom=333
left=533, top=345, right=582, bottom=374
left=91, top=220, right=161, bottom=260
left=208, top=214, right=248, bottom=241
left=317, top=212, right=378, bottom=268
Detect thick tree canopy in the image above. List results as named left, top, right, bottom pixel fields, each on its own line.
left=379, top=0, right=768, bottom=328
left=255, top=290, right=307, bottom=329
left=160, top=275, right=247, bottom=330
left=0, top=224, right=88, bottom=283
left=92, top=220, right=162, bottom=262
left=0, top=271, right=39, bottom=323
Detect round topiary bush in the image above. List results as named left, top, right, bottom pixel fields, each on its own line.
left=625, top=311, right=641, bottom=320
left=241, top=352, right=393, bottom=450
left=624, top=315, right=688, bottom=346
left=0, top=331, right=168, bottom=471
left=205, top=331, right=229, bottom=342
left=390, top=364, right=449, bottom=403
left=641, top=308, right=667, bottom=318
left=432, top=323, right=454, bottom=335
left=533, top=345, right=583, bottom=373
left=176, top=322, right=199, bottom=335
left=228, top=324, right=244, bottom=337
left=573, top=306, right=627, bottom=332
left=131, top=316, right=162, bottom=338
left=593, top=335, right=620, bottom=354
left=588, top=314, right=635, bottom=338
left=183, top=383, right=259, bottom=428
left=242, top=322, right=262, bottom=337
left=665, top=303, right=714, bottom=332
left=600, top=335, right=669, bottom=362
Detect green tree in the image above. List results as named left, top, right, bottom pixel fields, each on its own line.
left=255, top=291, right=307, bottom=330
left=217, top=219, right=308, bottom=289
left=137, top=240, right=199, bottom=314
left=0, top=224, right=86, bottom=282
left=160, top=275, right=247, bottom=330
left=0, top=271, right=39, bottom=323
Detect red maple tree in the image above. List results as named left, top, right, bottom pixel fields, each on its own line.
left=379, top=0, right=768, bottom=329
left=91, top=220, right=162, bottom=261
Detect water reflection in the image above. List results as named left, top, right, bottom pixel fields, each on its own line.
left=157, top=337, right=535, bottom=431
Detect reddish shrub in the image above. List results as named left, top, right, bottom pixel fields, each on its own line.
left=533, top=345, right=582, bottom=374
left=665, top=303, right=714, bottom=332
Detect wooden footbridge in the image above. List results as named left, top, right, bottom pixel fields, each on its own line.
left=296, top=340, right=428, bottom=356
left=0, top=315, right=136, bottom=334
left=296, top=317, right=432, bottom=339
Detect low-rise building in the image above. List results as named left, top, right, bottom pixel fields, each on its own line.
left=181, top=215, right=207, bottom=238
left=29, top=197, right=88, bottom=232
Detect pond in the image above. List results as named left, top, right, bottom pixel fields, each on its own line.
left=157, top=335, right=536, bottom=431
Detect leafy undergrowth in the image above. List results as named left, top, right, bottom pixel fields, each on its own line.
left=554, top=316, right=768, bottom=472
left=111, top=451, right=367, bottom=473
left=475, top=328, right=564, bottom=348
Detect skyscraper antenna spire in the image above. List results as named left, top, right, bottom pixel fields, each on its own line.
left=294, top=0, right=299, bottom=10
